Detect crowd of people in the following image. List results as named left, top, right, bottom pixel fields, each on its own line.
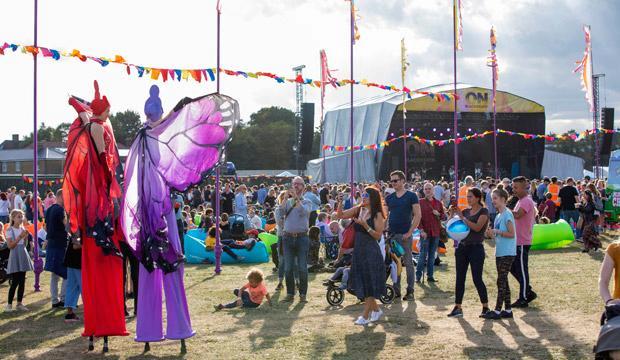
left=0, top=170, right=619, bottom=354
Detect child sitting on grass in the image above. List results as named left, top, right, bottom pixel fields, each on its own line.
left=214, top=268, right=272, bottom=310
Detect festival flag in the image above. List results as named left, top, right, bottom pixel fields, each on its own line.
left=348, top=0, right=361, bottom=44
left=454, top=0, right=463, bottom=51
left=487, top=26, right=499, bottom=105
left=216, top=0, right=222, bottom=13
left=573, top=25, right=594, bottom=112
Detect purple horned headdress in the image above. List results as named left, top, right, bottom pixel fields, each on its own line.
left=121, top=92, right=238, bottom=272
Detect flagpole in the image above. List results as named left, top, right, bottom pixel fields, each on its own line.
left=491, top=28, right=498, bottom=180
left=452, top=1, right=459, bottom=192
left=401, top=38, right=408, bottom=179
left=349, top=0, right=355, bottom=195
left=32, top=0, right=42, bottom=292
left=492, top=64, right=498, bottom=180
left=589, top=26, right=599, bottom=179
left=320, top=51, right=326, bottom=182
left=214, top=0, right=222, bottom=275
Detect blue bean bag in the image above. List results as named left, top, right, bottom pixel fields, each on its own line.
left=184, top=232, right=269, bottom=264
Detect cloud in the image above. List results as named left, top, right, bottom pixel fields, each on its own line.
left=0, top=0, right=617, bottom=142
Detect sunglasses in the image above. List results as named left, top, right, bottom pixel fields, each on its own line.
left=361, top=193, right=370, bottom=199
left=390, top=179, right=400, bottom=183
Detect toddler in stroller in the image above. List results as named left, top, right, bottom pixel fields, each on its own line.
left=323, top=256, right=396, bottom=306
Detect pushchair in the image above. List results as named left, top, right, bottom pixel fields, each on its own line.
left=324, top=262, right=396, bottom=306
left=594, top=303, right=620, bottom=359
left=0, top=242, right=9, bottom=285
left=228, top=214, right=246, bottom=239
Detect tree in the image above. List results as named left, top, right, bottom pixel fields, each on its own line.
left=226, top=107, right=298, bottom=169
left=109, top=110, right=142, bottom=147
left=22, top=122, right=72, bottom=145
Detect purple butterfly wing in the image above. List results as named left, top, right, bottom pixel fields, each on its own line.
left=121, top=94, right=238, bottom=271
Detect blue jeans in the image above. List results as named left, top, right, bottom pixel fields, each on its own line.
left=561, top=210, right=581, bottom=237
left=416, top=236, right=439, bottom=280
left=282, top=235, right=309, bottom=296
left=64, top=267, right=82, bottom=310
left=277, top=238, right=297, bottom=281
left=392, top=233, right=415, bottom=295
left=223, top=289, right=260, bottom=308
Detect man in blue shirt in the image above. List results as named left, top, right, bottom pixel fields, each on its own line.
left=257, top=184, right=268, bottom=205
left=536, top=178, right=549, bottom=205
left=304, top=185, right=321, bottom=226
left=385, top=170, right=422, bottom=301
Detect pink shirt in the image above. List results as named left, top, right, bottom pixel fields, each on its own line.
left=515, top=195, right=536, bottom=246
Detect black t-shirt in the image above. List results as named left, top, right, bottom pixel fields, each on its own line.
left=558, top=185, right=579, bottom=211
left=44, top=204, right=68, bottom=248
left=461, top=207, right=489, bottom=246
left=64, top=240, right=81, bottom=269
left=222, top=191, right=235, bottom=214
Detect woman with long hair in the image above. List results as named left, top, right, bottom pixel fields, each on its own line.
left=448, top=187, right=490, bottom=318
left=334, top=186, right=386, bottom=326
left=579, top=189, right=601, bottom=253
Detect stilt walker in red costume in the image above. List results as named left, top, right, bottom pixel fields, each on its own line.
left=63, top=80, right=128, bottom=353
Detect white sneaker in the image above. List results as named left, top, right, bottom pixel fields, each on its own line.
left=16, top=303, right=28, bottom=311
left=4, top=304, right=15, bottom=312
left=354, top=316, right=370, bottom=326
left=370, top=309, right=384, bottom=322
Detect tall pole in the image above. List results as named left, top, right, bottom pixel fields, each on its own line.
left=401, top=38, right=408, bottom=179
left=349, top=0, right=355, bottom=195
left=320, top=52, right=326, bottom=182
left=214, top=0, right=222, bottom=275
left=32, top=0, right=42, bottom=292
left=452, top=1, right=459, bottom=192
left=492, top=67, right=498, bottom=180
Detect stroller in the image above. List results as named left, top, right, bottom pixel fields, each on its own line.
left=594, top=304, right=620, bottom=359
left=0, top=242, right=9, bottom=285
left=324, top=261, right=396, bottom=306
left=228, top=214, right=246, bottom=240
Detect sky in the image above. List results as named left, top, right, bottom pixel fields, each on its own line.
left=0, top=0, right=618, bottom=143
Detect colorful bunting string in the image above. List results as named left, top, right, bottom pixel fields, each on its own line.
left=22, top=176, right=63, bottom=186
left=0, top=41, right=457, bottom=102
left=322, top=128, right=619, bottom=152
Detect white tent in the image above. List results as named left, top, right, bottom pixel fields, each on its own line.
left=541, top=150, right=584, bottom=179
left=276, top=171, right=296, bottom=177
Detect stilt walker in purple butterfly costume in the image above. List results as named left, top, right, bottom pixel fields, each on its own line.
left=121, top=85, right=238, bottom=353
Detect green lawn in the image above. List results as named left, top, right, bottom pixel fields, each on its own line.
left=0, top=233, right=615, bottom=359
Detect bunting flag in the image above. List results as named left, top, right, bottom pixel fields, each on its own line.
left=454, top=0, right=464, bottom=51
left=21, top=176, right=63, bottom=186
left=573, top=25, right=594, bottom=112
left=487, top=26, right=499, bottom=106
left=322, top=128, right=619, bottom=151
left=0, top=41, right=457, bottom=102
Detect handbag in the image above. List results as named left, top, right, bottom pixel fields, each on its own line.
left=439, top=225, right=449, bottom=243
left=341, top=222, right=356, bottom=249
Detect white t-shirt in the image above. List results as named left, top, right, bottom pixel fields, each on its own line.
left=7, top=227, right=25, bottom=246
left=0, top=199, right=10, bottom=216
left=250, top=215, right=262, bottom=230
left=14, top=195, right=24, bottom=211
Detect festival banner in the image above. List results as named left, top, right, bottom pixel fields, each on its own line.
left=487, top=27, right=498, bottom=106
left=0, top=41, right=457, bottom=102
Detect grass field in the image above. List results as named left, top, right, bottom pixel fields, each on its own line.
left=0, top=232, right=616, bottom=360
